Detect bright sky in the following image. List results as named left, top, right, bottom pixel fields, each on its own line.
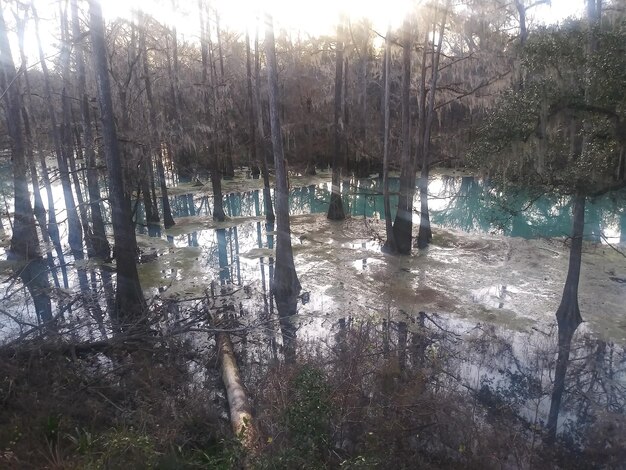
left=101, top=0, right=414, bottom=37
left=100, top=0, right=584, bottom=39
left=532, top=0, right=585, bottom=25
left=6, top=0, right=584, bottom=67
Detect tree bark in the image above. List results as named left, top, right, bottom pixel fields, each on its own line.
left=90, top=0, right=146, bottom=325
left=265, top=14, right=301, bottom=317
left=211, top=167, right=226, bottom=221
left=392, top=19, right=414, bottom=254
left=328, top=22, right=346, bottom=220
left=382, top=26, right=395, bottom=252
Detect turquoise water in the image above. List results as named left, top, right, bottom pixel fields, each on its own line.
left=160, top=174, right=626, bottom=244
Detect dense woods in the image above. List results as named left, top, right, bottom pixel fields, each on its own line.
left=0, top=0, right=625, bottom=467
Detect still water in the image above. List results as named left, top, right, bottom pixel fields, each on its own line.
left=155, top=173, right=626, bottom=243
left=1, top=169, right=625, bottom=445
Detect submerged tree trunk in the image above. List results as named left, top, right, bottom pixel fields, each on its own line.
left=382, top=26, right=395, bottom=253
left=211, top=166, right=226, bottom=221
left=328, top=22, right=346, bottom=220
left=157, top=154, right=176, bottom=228
left=265, top=14, right=301, bottom=317
left=392, top=19, right=413, bottom=254
left=90, top=0, right=146, bottom=325
left=545, top=194, right=585, bottom=443
left=0, top=7, right=52, bottom=323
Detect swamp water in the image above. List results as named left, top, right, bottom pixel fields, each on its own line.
left=1, top=168, right=625, bottom=446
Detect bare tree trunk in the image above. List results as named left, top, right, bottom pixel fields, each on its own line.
left=198, top=3, right=226, bottom=221
left=417, top=7, right=447, bottom=249
left=265, top=14, right=301, bottom=317
left=15, top=12, right=60, bottom=288
left=328, top=21, right=346, bottom=220
left=90, top=0, right=146, bottom=326
left=72, top=0, right=110, bottom=260
left=166, top=6, right=182, bottom=137
left=354, top=31, right=369, bottom=178
left=215, top=9, right=235, bottom=179
left=140, top=17, right=175, bottom=229
left=211, top=166, right=227, bottom=221
left=246, top=32, right=260, bottom=177
left=255, top=25, right=275, bottom=223
left=382, top=26, right=395, bottom=252
left=33, top=4, right=84, bottom=259
left=304, top=96, right=316, bottom=176
left=60, top=3, right=86, bottom=261
left=0, top=7, right=52, bottom=323
left=69, top=115, right=94, bottom=256
left=392, top=19, right=414, bottom=254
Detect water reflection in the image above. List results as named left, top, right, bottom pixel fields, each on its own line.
left=140, top=175, right=626, bottom=244
left=2, top=166, right=625, bottom=453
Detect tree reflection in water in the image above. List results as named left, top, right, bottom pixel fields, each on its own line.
left=242, top=311, right=625, bottom=467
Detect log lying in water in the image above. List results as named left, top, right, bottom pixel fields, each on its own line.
left=217, top=332, right=257, bottom=450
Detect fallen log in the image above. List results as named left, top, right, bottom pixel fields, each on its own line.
left=217, top=332, right=258, bottom=452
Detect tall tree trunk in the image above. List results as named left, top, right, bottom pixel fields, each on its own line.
left=545, top=194, right=585, bottom=443
left=15, top=12, right=60, bottom=288
left=413, top=31, right=428, bottom=252
left=382, top=26, right=395, bottom=252
left=392, top=19, right=414, bottom=254
left=90, top=0, right=146, bottom=325
left=0, top=7, right=52, bottom=323
left=246, top=31, right=260, bottom=177
left=72, top=0, right=110, bottom=260
left=215, top=10, right=235, bottom=179
left=265, top=14, right=301, bottom=317
left=255, top=24, right=275, bottom=223
left=198, top=4, right=226, bottom=221
left=60, top=3, right=85, bottom=261
left=304, top=97, right=316, bottom=176
left=166, top=7, right=182, bottom=137
left=33, top=4, right=84, bottom=260
left=328, top=21, right=346, bottom=220
left=69, top=114, right=94, bottom=257
left=417, top=7, right=447, bottom=249
left=140, top=17, right=175, bottom=229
